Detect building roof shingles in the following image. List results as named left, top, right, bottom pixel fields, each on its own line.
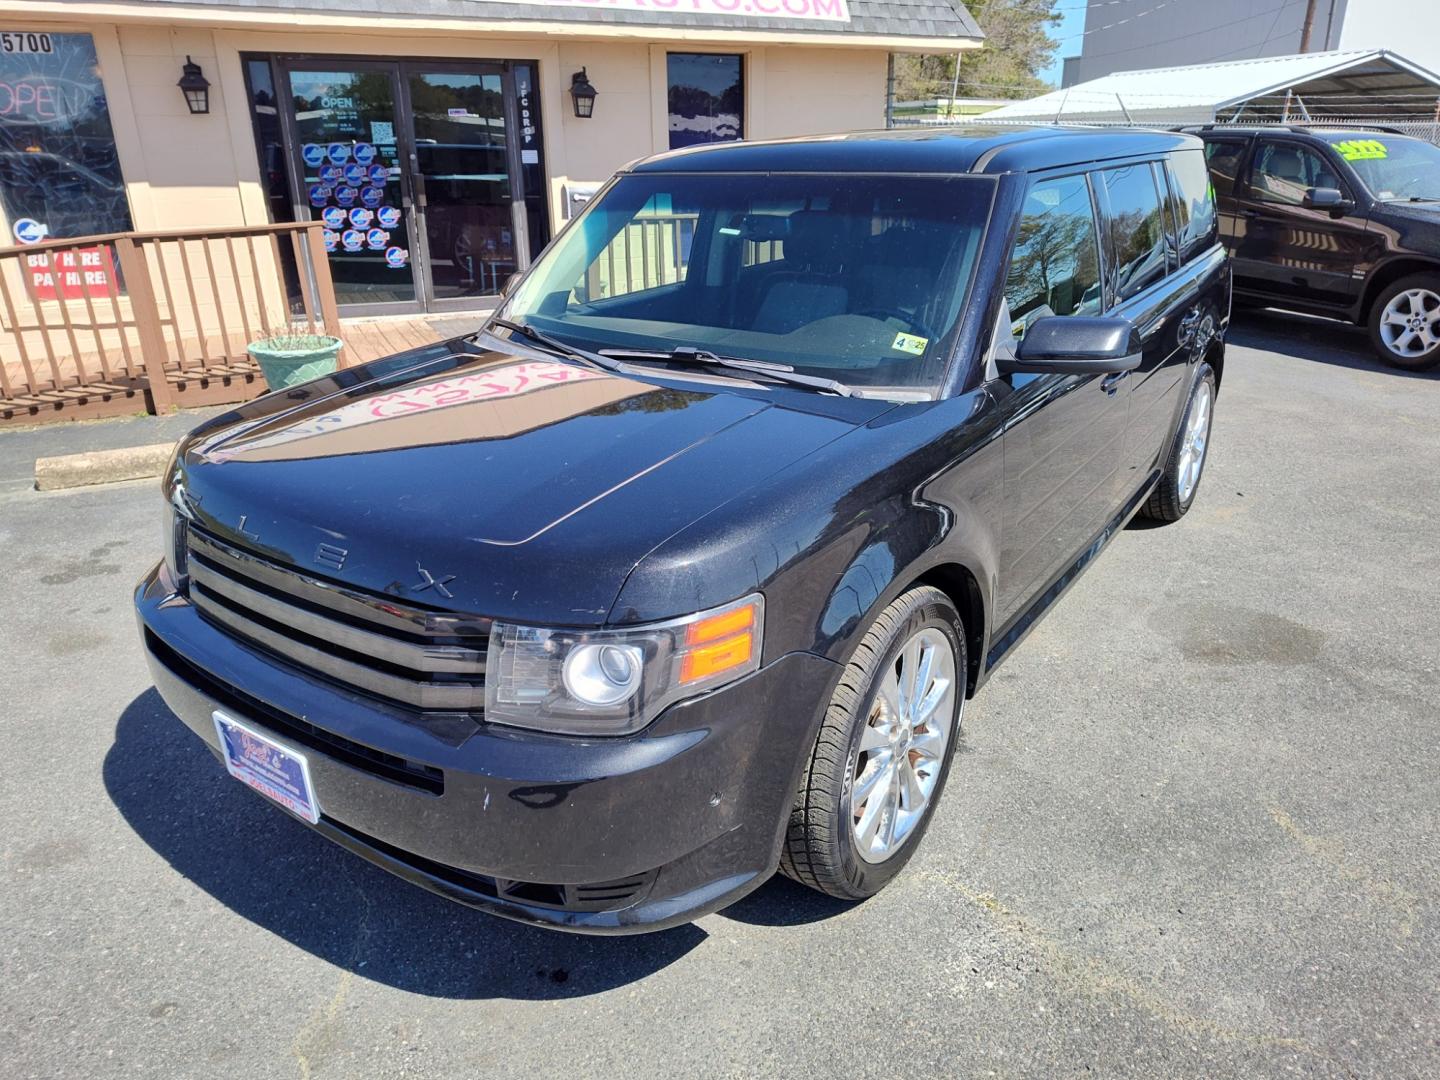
left=137, top=0, right=982, bottom=40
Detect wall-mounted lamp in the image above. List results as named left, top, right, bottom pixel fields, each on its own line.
left=569, top=68, right=597, bottom=119
left=177, top=56, right=211, bottom=115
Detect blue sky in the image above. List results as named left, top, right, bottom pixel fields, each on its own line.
left=1040, top=3, right=1088, bottom=87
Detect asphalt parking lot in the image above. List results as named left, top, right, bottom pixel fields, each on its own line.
left=3, top=310, right=1437, bottom=1079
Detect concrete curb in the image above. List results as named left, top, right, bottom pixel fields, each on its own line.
left=34, top=442, right=174, bottom=492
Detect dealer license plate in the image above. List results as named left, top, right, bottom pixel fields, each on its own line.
left=212, top=710, right=320, bottom=824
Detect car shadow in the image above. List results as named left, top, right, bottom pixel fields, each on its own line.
left=104, top=689, right=706, bottom=1000
left=717, top=872, right=860, bottom=927
left=1228, top=308, right=1438, bottom=379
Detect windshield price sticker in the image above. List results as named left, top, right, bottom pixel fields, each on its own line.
left=1332, top=139, right=1388, bottom=161
left=891, top=332, right=928, bottom=356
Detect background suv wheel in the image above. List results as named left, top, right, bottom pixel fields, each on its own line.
left=1369, top=274, right=1440, bottom=371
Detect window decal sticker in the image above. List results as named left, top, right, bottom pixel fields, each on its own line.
left=1332, top=139, right=1388, bottom=161
left=891, top=332, right=928, bottom=356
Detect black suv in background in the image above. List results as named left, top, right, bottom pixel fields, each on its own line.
left=1193, top=124, right=1440, bottom=369
left=136, top=128, right=1228, bottom=933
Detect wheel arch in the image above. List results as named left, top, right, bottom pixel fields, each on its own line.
left=912, top=563, right=987, bottom=698
left=813, top=525, right=995, bottom=701
left=1359, top=258, right=1440, bottom=322
left=1204, top=336, right=1225, bottom=390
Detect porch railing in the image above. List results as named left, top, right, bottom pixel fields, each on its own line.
left=0, top=221, right=339, bottom=427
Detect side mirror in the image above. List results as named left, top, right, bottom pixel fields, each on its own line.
left=1000, top=316, right=1143, bottom=375
left=1303, top=187, right=1350, bottom=215
left=500, top=272, right=521, bottom=299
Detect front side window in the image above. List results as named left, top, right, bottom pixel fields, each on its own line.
left=1168, top=149, right=1219, bottom=262
left=1249, top=141, right=1345, bottom=205
left=0, top=31, right=132, bottom=242
left=667, top=54, right=743, bottom=150
left=1102, top=163, right=1168, bottom=301
left=504, top=172, right=995, bottom=393
left=1005, top=173, right=1102, bottom=333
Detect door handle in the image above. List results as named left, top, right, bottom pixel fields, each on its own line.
left=1101, top=371, right=1129, bottom=396
left=1241, top=208, right=1260, bottom=219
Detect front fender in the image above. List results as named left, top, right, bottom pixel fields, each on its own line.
left=811, top=421, right=1002, bottom=691
left=611, top=389, right=1005, bottom=679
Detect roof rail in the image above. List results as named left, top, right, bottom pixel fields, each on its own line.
left=1175, top=122, right=1407, bottom=135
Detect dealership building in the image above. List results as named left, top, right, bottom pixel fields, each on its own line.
left=0, top=0, right=981, bottom=317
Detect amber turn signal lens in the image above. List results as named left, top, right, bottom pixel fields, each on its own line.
left=680, top=632, right=754, bottom=683
left=685, top=603, right=755, bottom=645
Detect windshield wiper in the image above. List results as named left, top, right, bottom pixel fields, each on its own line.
left=598, top=345, right=852, bottom=397
left=487, top=317, right=625, bottom=373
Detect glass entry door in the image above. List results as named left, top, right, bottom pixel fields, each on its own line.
left=404, top=66, right=528, bottom=304
left=279, top=58, right=540, bottom=316
left=284, top=63, right=417, bottom=311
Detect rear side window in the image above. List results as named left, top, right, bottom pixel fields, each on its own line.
left=1101, top=163, right=1168, bottom=301
left=1203, top=139, right=1247, bottom=198
left=1168, top=149, right=1219, bottom=262
left=1005, top=174, right=1102, bottom=331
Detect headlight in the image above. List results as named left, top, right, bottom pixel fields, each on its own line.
left=160, top=444, right=191, bottom=593
left=485, top=594, right=764, bottom=736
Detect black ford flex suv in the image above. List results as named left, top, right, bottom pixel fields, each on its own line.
left=1194, top=124, right=1440, bottom=369
left=136, top=128, right=1230, bottom=933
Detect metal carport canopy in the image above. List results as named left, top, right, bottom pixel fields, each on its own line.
left=983, top=50, right=1440, bottom=124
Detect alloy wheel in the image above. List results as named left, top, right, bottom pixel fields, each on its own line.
left=1379, top=287, right=1440, bottom=359
left=1177, top=381, right=1212, bottom=504
left=848, top=626, right=958, bottom=864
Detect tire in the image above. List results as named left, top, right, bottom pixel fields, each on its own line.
left=780, top=586, right=965, bottom=900
left=1139, top=362, right=1216, bottom=524
left=1368, top=274, right=1440, bottom=371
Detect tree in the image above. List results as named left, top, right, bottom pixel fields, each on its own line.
left=894, top=0, right=1063, bottom=104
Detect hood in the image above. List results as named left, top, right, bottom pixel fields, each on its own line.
left=1372, top=198, right=1440, bottom=226
left=177, top=342, right=885, bottom=625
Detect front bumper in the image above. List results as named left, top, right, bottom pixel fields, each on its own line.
left=135, top=565, right=837, bottom=934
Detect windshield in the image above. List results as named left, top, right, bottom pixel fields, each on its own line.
left=502, top=171, right=996, bottom=393
left=1330, top=135, right=1440, bottom=201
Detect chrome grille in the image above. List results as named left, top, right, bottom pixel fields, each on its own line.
left=186, top=527, right=490, bottom=711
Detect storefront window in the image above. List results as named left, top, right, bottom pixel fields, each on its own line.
left=667, top=53, right=742, bottom=150
left=0, top=31, right=131, bottom=243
